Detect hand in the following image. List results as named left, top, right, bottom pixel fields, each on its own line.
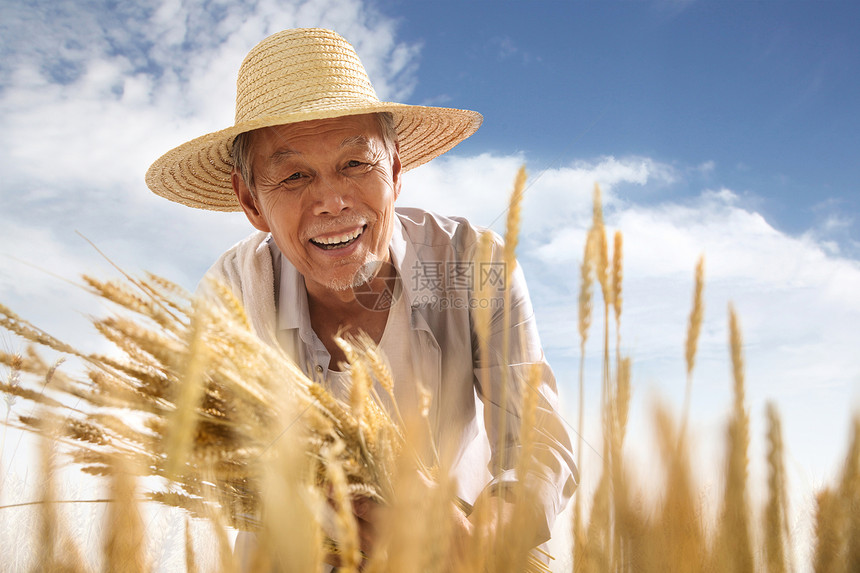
left=322, top=494, right=384, bottom=569
left=468, top=490, right=548, bottom=571
left=469, top=492, right=517, bottom=541
left=352, top=495, right=384, bottom=558
left=445, top=493, right=517, bottom=570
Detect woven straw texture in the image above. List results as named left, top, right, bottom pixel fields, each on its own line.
left=145, top=28, right=483, bottom=211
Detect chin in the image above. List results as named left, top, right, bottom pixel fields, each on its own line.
left=322, top=265, right=369, bottom=292
left=316, top=250, right=381, bottom=292
left=325, top=276, right=360, bottom=292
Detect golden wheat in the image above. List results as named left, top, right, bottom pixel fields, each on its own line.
left=844, top=418, right=860, bottom=572
left=104, top=457, right=147, bottom=573
left=592, top=186, right=611, bottom=312
left=764, top=402, right=790, bottom=573
left=812, top=487, right=842, bottom=573
left=3, top=168, right=860, bottom=573
left=573, top=223, right=595, bottom=573
left=184, top=515, right=198, bottom=573
left=504, top=165, right=528, bottom=284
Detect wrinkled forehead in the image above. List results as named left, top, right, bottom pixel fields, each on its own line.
left=249, top=114, right=385, bottom=158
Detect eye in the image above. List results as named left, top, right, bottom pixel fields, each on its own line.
left=282, top=172, right=303, bottom=183
left=346, top=160, right=364, bottom=168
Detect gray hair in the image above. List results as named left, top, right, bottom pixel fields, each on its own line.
left=230, top=112, right=398, bottom=193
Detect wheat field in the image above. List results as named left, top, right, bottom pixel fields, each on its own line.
left=1, top=169, right=858, bottom=572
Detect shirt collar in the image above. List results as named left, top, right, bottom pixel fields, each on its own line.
left=388, top=211, right=416, bottom=309
left=276, top=248, right=311, bottom=336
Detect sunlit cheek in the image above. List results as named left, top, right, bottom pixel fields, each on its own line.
left=264, top=189, right=297, bottom=213
left=374, top=205, right=395, bottom=255
left=267, top=213, right=305, bottom=263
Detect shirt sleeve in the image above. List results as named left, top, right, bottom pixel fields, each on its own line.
left=470, top=231, right=578, bottom=545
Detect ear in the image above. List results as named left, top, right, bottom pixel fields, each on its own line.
left=232, top=170, right=271, bottom=233
left=391, top=143, right=403, bottom=200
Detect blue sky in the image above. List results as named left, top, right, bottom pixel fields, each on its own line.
left=1, top=0, right=859, bottom=568
left=392, top=0, right=860, bottom=243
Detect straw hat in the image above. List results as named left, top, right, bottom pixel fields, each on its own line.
left=145, top=28, right=483, bottom=211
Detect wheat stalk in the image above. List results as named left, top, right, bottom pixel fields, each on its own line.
left=812, top=487, right=843, bottom=573
left=183, top=515, right=198, bottom=573
left=103, top=457, right=147, bottom=573
left=652, top=400, right=705, bottom=573
left=839, top=416, right=860, bottom=572
left=573, top=211, right=596, bottom=571
left=496, top=164, right=528, bottom=503
left=323, top=440, right=362, bottom=572
left=712, top=304, right=754, bottom=572
left=35, top=414, right=88, bottom=572
left=764, top=402, right=790, bottom=573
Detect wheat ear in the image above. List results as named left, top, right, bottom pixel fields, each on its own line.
left=592, top=184, right=611, bottom=307
left=504, top=165, right=527, bottom=284
left=681, top=255, right=705, bottom=437
left=611, top=231, right=623, bottom=361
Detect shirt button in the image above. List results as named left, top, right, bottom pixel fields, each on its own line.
left=315, top=365, right=323, bottom=374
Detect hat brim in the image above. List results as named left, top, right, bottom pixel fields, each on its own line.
left=145, top=103, right=482, bottom=212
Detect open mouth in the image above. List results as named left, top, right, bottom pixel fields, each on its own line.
left=309, top=225, right=366, bottom=250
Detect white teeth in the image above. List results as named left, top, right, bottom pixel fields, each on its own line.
left=312, top=227, right=362, bottom=245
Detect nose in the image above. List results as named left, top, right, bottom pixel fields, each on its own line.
left=311, top=176, right=353, bottom=216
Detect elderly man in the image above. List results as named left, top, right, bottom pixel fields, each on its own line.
left=146, top=28, right=575, bottom=566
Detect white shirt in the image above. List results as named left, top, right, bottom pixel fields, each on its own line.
left=207, top=207, right=577, bottom=545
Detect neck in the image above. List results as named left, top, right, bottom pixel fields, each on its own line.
left=306, top=266, right=396, bottom=362
left=306, top=284, right=362, bottom=316
left=306, top=281, right=360, bottom=309
left=306, top=259, right=397, bottom=328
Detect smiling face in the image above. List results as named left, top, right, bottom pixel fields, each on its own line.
left=232, top=114, right=402, bottom=297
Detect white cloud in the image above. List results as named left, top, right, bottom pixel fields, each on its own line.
left=697, top=159, right=716, bottom=173
left=404, top=153, right=860, bottom=420
left=0, top=0, right=422, bottom=298
left=400, top=153, right=526, bottom=228
left=803, top=199, right=860, bottom=259
left=0, top=0, right=419, bottom=189
left=403, top=155, right=678, bottom=241
left=519, top=165, right=860, bottom=386
left=821, top=213, right=854, bottom=232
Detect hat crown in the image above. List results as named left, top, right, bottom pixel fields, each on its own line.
left=235, top=28, right=380, bottom=124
